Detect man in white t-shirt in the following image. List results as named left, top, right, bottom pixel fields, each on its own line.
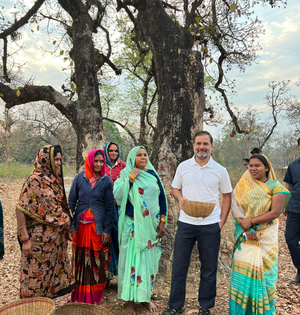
left=163, top=131, right=232, bottom=315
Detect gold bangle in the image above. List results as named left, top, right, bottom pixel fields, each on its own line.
left=18, top=225, right=26, bottom=230
left=160, top=218, right=166, bottom=223
left=129, top=173, right=136, bottom=181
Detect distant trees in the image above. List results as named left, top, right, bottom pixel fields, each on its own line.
left=0, top=0, right=294, bottom=271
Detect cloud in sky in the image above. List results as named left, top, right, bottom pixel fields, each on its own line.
left=226, top=0, right=300, bottom=108
left=1, top=0, right=299, bottom=133
left=205, top=0, right=300, bottom=137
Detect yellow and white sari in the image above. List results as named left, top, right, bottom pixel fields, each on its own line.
left=229, top=157, right=290, bottom=315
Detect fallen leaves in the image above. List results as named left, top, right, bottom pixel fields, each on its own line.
left=0, top=181, right=299, bottom=314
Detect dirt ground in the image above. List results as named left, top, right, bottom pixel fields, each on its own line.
left=0, top=181, right=300, bottom=314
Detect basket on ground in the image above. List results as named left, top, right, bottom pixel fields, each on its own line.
left=180, top=200, right=215, bottom=218
left=0, top=297, right=55, bottom=315
left=50, top=303, right=111, bottom=315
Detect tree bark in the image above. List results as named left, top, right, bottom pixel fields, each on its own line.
left=135, top=0, right=205, bottom=274
left=0, top=0, right=104, bottom=170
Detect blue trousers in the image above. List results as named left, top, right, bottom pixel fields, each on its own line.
left=169, top=221, right=220, bottom=310
left=285, top=211, right=300, bottom=269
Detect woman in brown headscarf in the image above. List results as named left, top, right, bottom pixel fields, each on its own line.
left=16, top=145, right=75, bottom=298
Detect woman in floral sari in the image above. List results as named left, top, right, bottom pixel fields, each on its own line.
left=229, top=154, right=291, bottom=315
left=16, top=145, right=75, bottom=298
left=69, top=150, right=115, bottom=304
left=114, top=146, right=167, bottom=314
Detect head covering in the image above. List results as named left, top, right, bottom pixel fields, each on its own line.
left=17, top=145, right=69, bottom=228
left=84, top=150, right=106, bottom=188
left=104, top=142, right=120, bottom=168
left=114, top=146, right=167, bottom=252
left=232, top=155, right=290, bottom=225
left=85, top=150, right=106, bottom=177
left=34, top=144, right=62, bottom=178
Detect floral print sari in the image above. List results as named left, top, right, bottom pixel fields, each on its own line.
left=17, top=145, right=74, bottom=298
left=114, top=146, right=167, bottom=302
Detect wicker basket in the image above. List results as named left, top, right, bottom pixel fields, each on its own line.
left=0, top=298, right=55, bottom=315
left=50, top=303, right=111, bottom=315
left=180, top=200, right=215, bottom=218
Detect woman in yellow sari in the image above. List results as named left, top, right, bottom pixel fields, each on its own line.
left=229, top=154, right=290, bottom=315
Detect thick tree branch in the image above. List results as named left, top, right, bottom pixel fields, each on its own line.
left=185, top=0, right=204, bottom=28
left=0, top=83, right=75, bottom=122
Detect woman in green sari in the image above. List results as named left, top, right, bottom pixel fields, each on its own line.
left=229, top=154, right=290, bottom=315
left=113, top=146, right=167, bottom=314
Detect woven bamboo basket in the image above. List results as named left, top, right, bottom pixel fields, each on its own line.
left=0, top=298, right=55, bottom=315
left=180, top=200, right=215, bottom=218
left=49, top=303, right=111, bottom=315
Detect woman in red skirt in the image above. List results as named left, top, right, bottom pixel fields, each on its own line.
left=69, top=150, right=115, bottom=304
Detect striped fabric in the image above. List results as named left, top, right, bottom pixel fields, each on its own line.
left=229, top=157, right=290, bottom=315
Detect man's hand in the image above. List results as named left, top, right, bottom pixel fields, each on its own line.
left=218, top=221, right=224, bottom=230
left=179, top=197, right=188, bottom=208
left=101, top=233, right=110, bottom=245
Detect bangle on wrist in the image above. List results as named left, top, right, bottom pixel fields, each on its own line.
left=22, top=237, right=30, bottom=244
left=160, top=218, right=166, bottom=223
left=129, top=173, right=136, bottom=181
left=18, top=225, right=26, bottom=230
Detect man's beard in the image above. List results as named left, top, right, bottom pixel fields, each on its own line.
left=195, top=149, right=211, bottom=160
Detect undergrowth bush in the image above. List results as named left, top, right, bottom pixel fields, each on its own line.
left=0, top=162, right=76, bottom=181
left=0, top=162, right=32, bottom=181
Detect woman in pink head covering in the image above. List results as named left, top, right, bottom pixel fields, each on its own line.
left=69, top=150, right=115, bottom=305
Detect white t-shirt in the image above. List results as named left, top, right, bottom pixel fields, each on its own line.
left=172, top=156, right=232, bottom=225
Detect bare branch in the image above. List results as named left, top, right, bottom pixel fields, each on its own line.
left=146, top=88, right=157, bottom=132
left=103, top=117, right=138, bottom=145
left=0, top=0, right=45, bottom=39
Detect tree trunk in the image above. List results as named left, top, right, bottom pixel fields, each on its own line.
left=59, top=0, right=104, bottom=170
left=136, top=0, right=205, bottom=275
left=0, top=0, right=105, bottom=171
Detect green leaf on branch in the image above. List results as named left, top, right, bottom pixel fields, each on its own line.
left=53, top=40, right=56, bottom=45
left=16, top=90, right=21, bottom=97
left=60, top=50, right=64, bottom=55
left=195, top=17, right=200, bottom=25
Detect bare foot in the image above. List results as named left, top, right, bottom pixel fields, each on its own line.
left=63, top=295, right=71, bottom=304
left=124, top=301, right=136, bottom=315
left=98, top=298, right=107, bottom=307
left=144, top=301, right=157, bottom=312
